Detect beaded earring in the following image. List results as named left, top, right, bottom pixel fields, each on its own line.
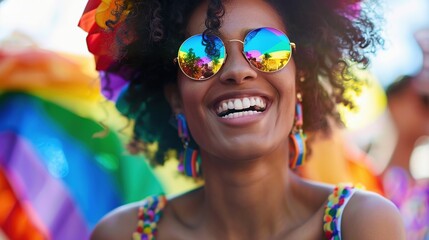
left=289, top=93, right=307, bottom=169
left=176, top=113, right=202, bottom=178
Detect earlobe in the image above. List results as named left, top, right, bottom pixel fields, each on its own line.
left=164, top=83, right=183, bottom=115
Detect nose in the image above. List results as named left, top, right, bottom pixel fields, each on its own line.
left=218, top=41, right=258, bottom=84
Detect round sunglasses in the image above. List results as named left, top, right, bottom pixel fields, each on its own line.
left=176, top=27, right=296, bottom=81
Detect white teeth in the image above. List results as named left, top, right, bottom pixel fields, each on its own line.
left=222, top=110, right=261, bottom=118
left=228, top=101, right=234, bottom=109
left=250, top=98, right=256, bottom=106
left=234, top=99, right=243, bottom=110
left=222, top=102, right=228, bottom=112
left=216, top=96, right=267, bottom=115
left=242, top=98, right=250, bottom=109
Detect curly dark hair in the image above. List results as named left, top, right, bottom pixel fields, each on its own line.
left=101, top=0, right=383, bottom=165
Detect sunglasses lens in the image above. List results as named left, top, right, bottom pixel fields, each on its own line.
left=178, top=34, right=226, bottom=80
left=243, top=27, right=292, bottom=72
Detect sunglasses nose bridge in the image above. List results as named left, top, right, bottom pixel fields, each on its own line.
left=226, top=39, right=251, bottom=66
left=227, top=39, right=245, bottom=55
left=228, top=39, right=244, bottom=44
left=217, top=40, right=258, bottom=84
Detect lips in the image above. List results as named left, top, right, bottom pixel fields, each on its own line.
left=215, top=96, right=267, bottom=118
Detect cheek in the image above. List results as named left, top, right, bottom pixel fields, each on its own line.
left=178, top=76, right=205, bottom=108
left=177, top=76, right=210, bottom=129
left=276, top=68, right=296, bottom=105
left=275, top=68, right=297, bottom=132
left=282, top=88, right=297, bottom=134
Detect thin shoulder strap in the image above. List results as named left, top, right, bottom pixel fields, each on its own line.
left=323, top=185, right=358, bottom=240
left=132, top=195, right=167, bottom=240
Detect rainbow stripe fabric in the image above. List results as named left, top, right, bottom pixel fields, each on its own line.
left=0, top=48, right=163, bottom=240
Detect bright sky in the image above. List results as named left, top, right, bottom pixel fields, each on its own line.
left=370, top=0, right=429, bottom=87
left=0, top=0, right=90, bottom=55
left=0, top=0, right=428, bottom=87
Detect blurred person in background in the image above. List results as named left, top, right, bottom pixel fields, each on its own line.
left=368, top=28, right=429, bottom=240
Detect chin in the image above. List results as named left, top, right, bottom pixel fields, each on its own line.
left=211, top=140, right=282, bottom=161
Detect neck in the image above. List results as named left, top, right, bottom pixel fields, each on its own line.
left=198, top=145, right=301, bottom=239
left=388, top=133, right=417, bottom=175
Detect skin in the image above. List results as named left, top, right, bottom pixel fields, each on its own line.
left=386, top=31, right=429, bottom=177
left=91, top=0, right=406, bottom=239
left=385, top=80, right=429, bottom=177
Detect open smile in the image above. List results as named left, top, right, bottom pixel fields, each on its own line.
left=215, top=96, right=268, bottom=118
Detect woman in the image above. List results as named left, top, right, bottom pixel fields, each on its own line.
left=381, top=75, right=429, bottom=240
left=365, top=28, right=429, bottom=239
left=79, top=0, right=405, bottom=239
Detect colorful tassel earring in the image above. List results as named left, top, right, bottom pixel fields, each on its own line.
left=289, top=93, right=307, bottom=169
left=176, top=113, right=202, bottom=178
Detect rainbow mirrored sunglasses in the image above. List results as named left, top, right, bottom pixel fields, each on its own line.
left=176, top=27, right=296, bottom=81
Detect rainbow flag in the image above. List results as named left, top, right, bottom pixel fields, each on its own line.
left=0, top=48, right=163, bottom=240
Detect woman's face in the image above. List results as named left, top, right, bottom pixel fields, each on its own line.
left=177, top=0, right=296, bottom=161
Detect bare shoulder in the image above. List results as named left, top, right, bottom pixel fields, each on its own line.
left=90, top=201, right=142, bottom=240
left=342, top=190, right=405, bottom=240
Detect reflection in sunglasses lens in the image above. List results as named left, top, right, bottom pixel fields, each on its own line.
left=177, top=27, right=292, bottom=80
left=244, top=27, right=292, bottom=72
left=178, top=35, right=225, bottom=80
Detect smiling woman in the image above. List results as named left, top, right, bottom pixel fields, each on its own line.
left=79, top=0, right=405, bottom=239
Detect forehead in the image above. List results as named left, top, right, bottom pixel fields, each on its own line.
left=187, top=0, right=286, bottom=38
